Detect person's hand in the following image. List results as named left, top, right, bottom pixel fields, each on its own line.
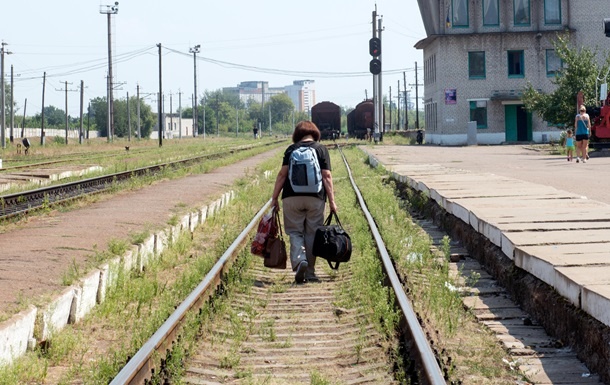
left=271, top=197, right=280, bottom=212
left=329, top=201, right=338, bottom=213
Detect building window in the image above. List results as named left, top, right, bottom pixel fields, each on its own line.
left=507, top=50, right=525, bottom=77
left=546, top=49, right=562, bottom=76
left=483, top=0, right=499, bottom=26
left=470, top=101, right=488, bottom=128
left=544, top=0, right=561, bottom=24
left=468, top=51, right=486, bottom=78
left=514, top=0, right=530, bottom=26
left=452, top=0, right=469, bottom=27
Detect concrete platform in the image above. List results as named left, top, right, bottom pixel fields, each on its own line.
left=366, top=146, right=610, bottom=330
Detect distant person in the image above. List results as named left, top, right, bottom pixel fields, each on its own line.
left=574, top=105, right=591, bottom=163
left=253, top=127, right=259, bottom=139
left=564, top=129, right=575, bottom=161
left=366, top=127, right=372, bottom=142
left=271, top=121, right=337, bottom=284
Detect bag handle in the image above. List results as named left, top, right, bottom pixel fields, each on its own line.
left=327, top=260, right=341, bottom=270
left=273, top=207, right=284, bottom=239
left=323, top=211, right=343, bottom=229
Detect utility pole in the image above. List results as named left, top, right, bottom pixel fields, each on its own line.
left=169, top=92, right=173, bottom=139
left=178, top=90, right=182, bottom=139
left=216, top=93, right=219, bottom=137
left=389, top=86, right=392, bottom=131
left=100, top=2, right=119, bottom=141
left=20, top=98, right=26, bottom=138
left=377, top=16, right=384, bottom=140
left=79, top=80, right=84, bottom=144
left=1, top=41, right=12, bottom=149
left=396, top=80, right=400, bottom=131
left=10, top=65, right=15, bottom=143
left=403, top=71, right=408, bottom=130
left=136, top=84, right=141, bottom=139
left=41, top=72, right=46, bottom=145
left=415, top=62, right=420, bottom=129
left=408, top=63, right=423, bottom=130
left=157, top=43, right=163, bottom=147
left=56, top=81, right=76, bottom=144
left=127, top=91, right=131, bottom=142
left=190, top=45, right=200, bottom=138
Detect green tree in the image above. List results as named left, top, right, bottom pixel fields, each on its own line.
left=89, top=96, right=155, bottom=138
left=522, top=34, right=610, bottom=127
left=33, top=105, right=65, bottom=129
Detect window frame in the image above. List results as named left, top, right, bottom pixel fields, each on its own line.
left=469, top=100, right=488, bottom=129
left=513, top=0, right=531, bottom=26
left=544, top=0, right=561, bottom=25
left=507, top=50, right=525, bottom=78
left=468, top=51, right=486, bottom=79
left=482, top=0, right=500, bottom=27
left=546, top=49, right=562, bottom=77
left=452, top=0, right=469, bottom=28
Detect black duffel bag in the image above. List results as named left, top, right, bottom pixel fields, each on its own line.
left=313, top=211, right=352, bottom=270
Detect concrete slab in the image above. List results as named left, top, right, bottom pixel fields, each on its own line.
left=554, top=266, right=610, bottom=308
left=582, top=285, right=610, bottom=328
left=40, top=286, right=74, bottom=340
left=0, top=306, right=36, bottom=365
left=515, top=244, right=610, bottom=288
left=74, top=270, right=101, bottom=322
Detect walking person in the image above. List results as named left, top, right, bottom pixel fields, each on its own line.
left=565, top=129, right=575, bottom=161
left=574, top=105, right=591, bottom=163
left=271, top=121, right=338, bottom=284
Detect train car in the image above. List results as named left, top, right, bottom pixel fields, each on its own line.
left=311, top=101, right=341, bottom=140
left=347, top=99, right=374, bottom=139
left=588, top=91, right=610, bottom=147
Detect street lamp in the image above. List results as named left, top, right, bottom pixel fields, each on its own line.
left=189, top=45, right=200, bottom=138
left=100, top=2, right=119, bottom=142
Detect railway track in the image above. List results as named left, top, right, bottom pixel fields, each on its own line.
left=109, top=145, right=446, bottom=385
left=0, top=141, right=281, bottom=220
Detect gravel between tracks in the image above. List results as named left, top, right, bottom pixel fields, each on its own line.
left=0, top=149, right=280, bottom=320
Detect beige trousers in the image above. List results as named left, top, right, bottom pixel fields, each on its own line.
left=281, top=196, right=325, bottom=275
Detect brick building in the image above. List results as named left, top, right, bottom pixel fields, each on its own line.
left=416, top=0, right=610, bottom=145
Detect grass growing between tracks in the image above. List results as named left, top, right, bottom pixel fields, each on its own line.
left=342, top=146, right=528, bottom=384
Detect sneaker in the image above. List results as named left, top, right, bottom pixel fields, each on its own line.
left=583, top=159, right=587, bottom=163
left=576, top=158, right=580, bottom=163
left=586, top=154, right=590, bottom=160
left=295, top=261, right=308, bottom=284
left=567, top=157, right=570, bottom=161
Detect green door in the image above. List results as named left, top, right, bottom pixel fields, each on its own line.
left=504, top=105, right=532, bottom=142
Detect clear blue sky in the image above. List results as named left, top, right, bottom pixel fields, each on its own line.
left=2, top=0, right=425, bottom=116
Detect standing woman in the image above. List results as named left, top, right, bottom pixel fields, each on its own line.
left=271, top=121, right=338, bottom=284
left=574, top=105, right=591, bottom=163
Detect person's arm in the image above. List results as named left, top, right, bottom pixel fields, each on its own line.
left=322, top=169, right=338, bottom=213
left=271, top=165, right=288, bottom=210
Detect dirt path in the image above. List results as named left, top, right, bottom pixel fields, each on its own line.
left=0, top=149, right=280, bottom=319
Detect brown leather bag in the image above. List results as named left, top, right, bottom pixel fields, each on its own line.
left=264, top=210, right=287, bottom=269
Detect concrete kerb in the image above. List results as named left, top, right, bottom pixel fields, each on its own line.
left=0, top=190, right=235, bottom=367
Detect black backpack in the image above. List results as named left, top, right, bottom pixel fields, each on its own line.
left=313, top=212, right=352, bottom=270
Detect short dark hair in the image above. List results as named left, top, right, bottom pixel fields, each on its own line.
left=292, top=121, right=321, bottom=143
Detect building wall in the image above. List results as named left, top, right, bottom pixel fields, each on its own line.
left=416, top=0, right=610, bottom=145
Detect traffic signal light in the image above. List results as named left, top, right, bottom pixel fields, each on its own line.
left=605, top=18, right=610, bottom=37
left=369, top=59, right=381, bottom=75
left=369, top=37, right=381, bottom=57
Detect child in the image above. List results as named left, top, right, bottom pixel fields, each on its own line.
left=565, top=129, right=575, bottom=161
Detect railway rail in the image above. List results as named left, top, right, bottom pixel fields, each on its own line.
left=109, top=145, right=446, bottom=385
left=0, top=141, right=282, bottom=220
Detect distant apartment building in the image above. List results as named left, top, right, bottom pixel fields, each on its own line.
left=223, top=80, right=315, bottom=113
left=285, top=80, right=316, bottom=113
left=223, top=81, right=288, bottom=106
left=416, top=0, right=610, bottom=145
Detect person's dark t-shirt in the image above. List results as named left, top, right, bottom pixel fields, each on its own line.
left=281, top=141, right=331, bottom=201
